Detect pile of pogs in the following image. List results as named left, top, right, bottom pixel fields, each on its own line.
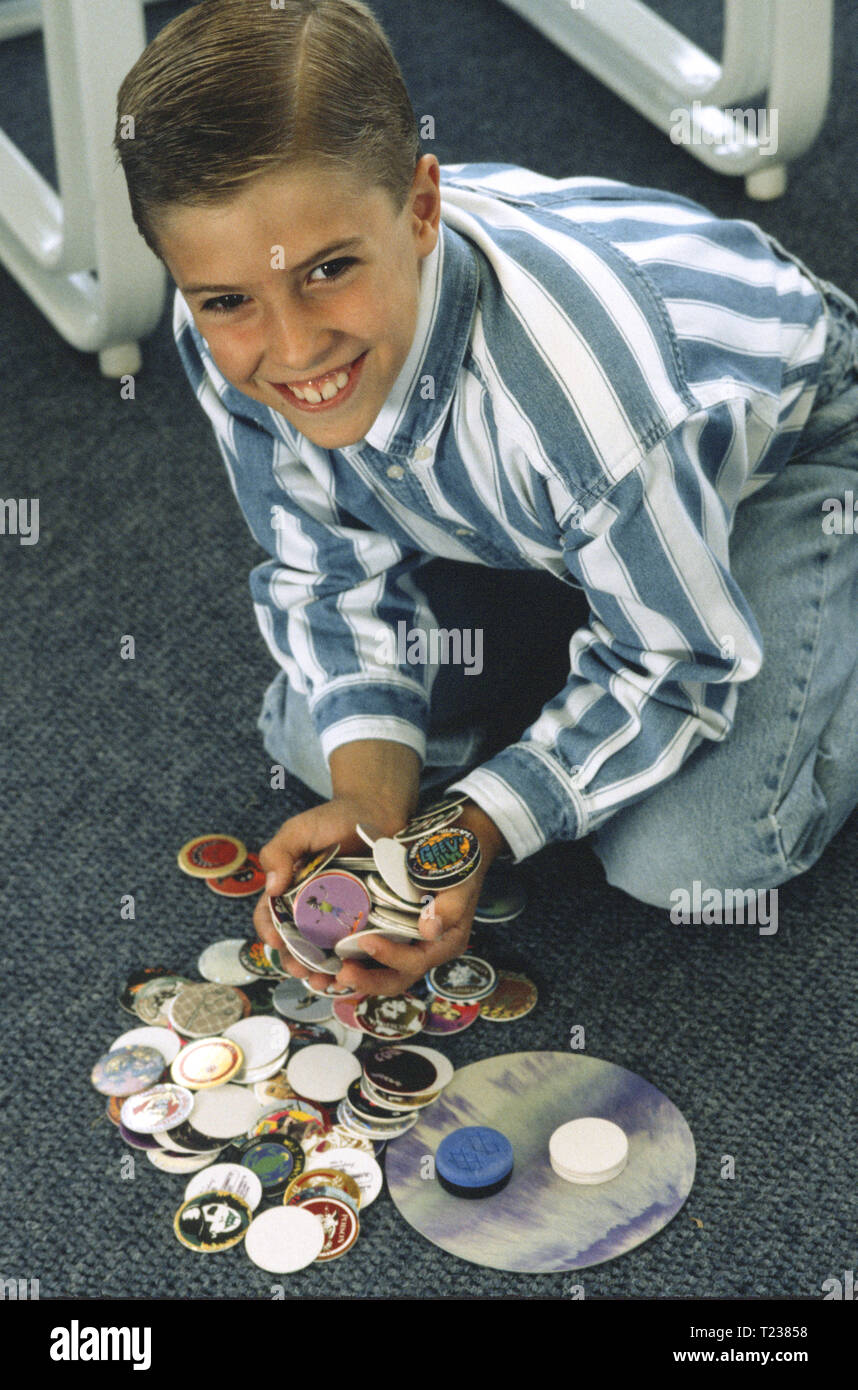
left=87, top=821, right=542, bottom=1271
left=91, top=951, right=462, bottom=1269
left=93, top=964, right=384, bottom=1268
left=175, top=825, right=538, bottom=1032
left=337, top=1044, right=455, bottom=1144
left=176, top=822, right=539, bottom=1039
left=264, top=795, right=529, bottom=979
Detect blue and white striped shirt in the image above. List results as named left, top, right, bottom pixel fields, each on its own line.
left=173, top=164, right=829, bottom=862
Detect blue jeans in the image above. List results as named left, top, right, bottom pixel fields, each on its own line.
left=259, top=279, right=858, bottom=910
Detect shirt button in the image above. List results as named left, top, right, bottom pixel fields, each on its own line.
left=454, top=526, right=473, bottom=536
left=414, top=446, right=432, bottom=462
left=386, top=464, right=405, bottom=480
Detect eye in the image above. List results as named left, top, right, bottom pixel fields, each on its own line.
left=201, top=294, right=248, bottom=315
left=307, top=257, right=357, bottom=284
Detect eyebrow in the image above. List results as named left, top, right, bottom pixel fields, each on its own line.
left=181, top=237, right=364, bottom=296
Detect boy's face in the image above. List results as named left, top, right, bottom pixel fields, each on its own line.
left=157, top=157, right=441, bottom=451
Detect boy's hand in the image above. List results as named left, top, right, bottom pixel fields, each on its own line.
left=252, top=793, right=410, bottom=988
left=253, top=798, right=508, bottom=998
left=331, top=853, right=490, bottom=997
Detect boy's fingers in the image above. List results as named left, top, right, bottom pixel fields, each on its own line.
left=255, top=924, right=331, bottom=993
left=336, top=964, right=410, bottom=997
left=303, top=969, right=336, bottom=992
left=417, top=879, right=480, bottom=941
left=335, top=939, right=427, bottom=995
left=336, top=921, right=469, bottom=995
left=252, top=893, right=278, bottom=942
left=257, top=839, right=296, bottom=891
left=260, top=810, right=338, bottom=883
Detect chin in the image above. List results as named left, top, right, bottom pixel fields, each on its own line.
left=307, top=423, right=368, bottom=449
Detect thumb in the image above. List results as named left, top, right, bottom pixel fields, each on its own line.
left=418, top=887, right=470, bottom=941
left=419, top=862, right=488, bottom=941
left=259, top=838, right=298, bottom=899
left=418, top=894, right=444, bottom=941
left=264, top=867, right=292, bottom=898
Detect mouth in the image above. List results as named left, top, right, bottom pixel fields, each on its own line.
left=269, top=351, right=368, bottom=413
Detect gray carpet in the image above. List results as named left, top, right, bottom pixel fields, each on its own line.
left=2, top=0, right=856, bottom=1301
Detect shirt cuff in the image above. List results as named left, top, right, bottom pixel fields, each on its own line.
left=445, top=743, right=587, bottom=862
left=319, top=715, right=427, bottom=764
left=311, top=678, right=430, bottom=763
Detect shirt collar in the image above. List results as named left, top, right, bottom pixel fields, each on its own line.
left=360, top=220, right=478, bottom=456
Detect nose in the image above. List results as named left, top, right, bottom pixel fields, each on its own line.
left=263, top=299, right=334, bottom=376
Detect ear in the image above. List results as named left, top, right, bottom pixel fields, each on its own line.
left=409, top=154, right=441, bottom=256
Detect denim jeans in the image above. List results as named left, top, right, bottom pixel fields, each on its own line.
left=259, top=278, right=858, bottom=909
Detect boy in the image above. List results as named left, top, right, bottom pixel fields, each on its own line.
left=115, top=0, right=858, bottom=998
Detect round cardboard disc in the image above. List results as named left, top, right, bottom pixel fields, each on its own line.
left=132, top=975, right=191, bottom=1027
left=109, top=1026, right=181, bottom=1066
left=177, top=834, right=246, bottom=879
left=207, top=852, right=267, bottom=897
left=405, top=827, right=481, bottom=890
left=169, top=983, right=245, bottom=1038
left=120, top=1084, right=194, bottom=1134
left=171, top=1037, right=244, bottom=1090
left=244, top=1207, right=325, bottom=1272
left=385, top=1052, right=696, bottom=1273
left=354, top=994, right=426, bottom=1040
left=189, top=1085, right=264, bottom=1140
left=427, top=956, right=496, bottom=1003
left=549, top=1117, right=629, bottom=1183
left=286, top=1044, right=362, bottom=1102
left=148, top=1148, right=219, bottom=1175
left=478, top=971, right=538, bottom=1022
left=305, top=1146, right=383, bottom=1207
left=292, top=871, right=371, bottom=949
left=197, top=939, right=258, bottom=986
left=91, top=1045, right=164, bottom=1096
left=222, top=1016, right=291, bottom=1070
left=185, top=1162, right=264, bottom=1212
left=372, top=838, right=424, bottom=904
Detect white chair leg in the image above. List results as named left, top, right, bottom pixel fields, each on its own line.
left=496, top=0, right=833, bottom=197
left=99, top=343, right=144, bottom=378
left=0, top=0, right=168, bottom=371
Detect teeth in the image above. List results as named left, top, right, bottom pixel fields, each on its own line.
left=286, top=358, right=355, bottom=404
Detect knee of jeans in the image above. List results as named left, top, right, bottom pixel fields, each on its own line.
left=591, top=803, right=788, bottom=911
left=767, top=746, right=831, bottom=877
left=592, top=737, right=836, bottom=909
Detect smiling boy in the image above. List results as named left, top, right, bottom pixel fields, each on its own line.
left=164, top=164, right=431, bottom=452
left=115, top=0, right=858, bottom=997
left=160, top=153, right=507, bottom=993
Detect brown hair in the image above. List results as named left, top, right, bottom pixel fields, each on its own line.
left=114, top=0, right=422, bottom=258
